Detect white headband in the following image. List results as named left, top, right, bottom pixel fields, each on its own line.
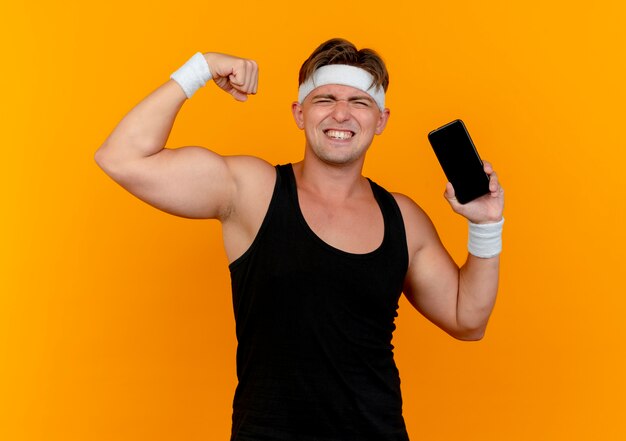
left=297, top=64, right=386, bottom=111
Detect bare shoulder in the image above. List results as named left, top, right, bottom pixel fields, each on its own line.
left=224, top=155, right=276, bottom=187
left=391, top=192, right=440, bottom=257
left=391, top=192, right=433, bottom=230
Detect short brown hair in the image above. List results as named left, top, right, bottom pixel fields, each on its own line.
left=298, top=38, right=389, bottom=92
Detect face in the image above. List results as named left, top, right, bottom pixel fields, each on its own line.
left=291, top=84, right=390, bottom=167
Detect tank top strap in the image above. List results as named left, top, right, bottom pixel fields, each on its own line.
left=367, top=177, right=409, bottom=270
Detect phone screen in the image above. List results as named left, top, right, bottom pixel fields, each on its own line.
left=427, top=119, right=490, bottom=204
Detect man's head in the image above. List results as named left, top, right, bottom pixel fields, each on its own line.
left=297, top=38, right=389, bottom=111
left=292, top=39, right=391, bottom=167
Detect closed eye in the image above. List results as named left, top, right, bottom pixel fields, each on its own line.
left=312, top=98, right=335, bottom=105
left=351, top=100, right=371, bottom=108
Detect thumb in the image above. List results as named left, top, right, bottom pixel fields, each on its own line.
left=213, top=76, right=249, bottom=101
left=444, top=182, right=457, bottom=202
left=227, top=73, right=249, bottom=101
left=230, top=89, right=249, bottom=102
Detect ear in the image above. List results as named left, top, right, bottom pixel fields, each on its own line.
left=291, top=102, right=304, bottom=130
left=375, top=108, right=391, bottom=135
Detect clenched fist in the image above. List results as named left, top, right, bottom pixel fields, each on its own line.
left=203, top=53, right=259, bottom=102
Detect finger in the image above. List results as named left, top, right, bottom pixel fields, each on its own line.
left=230, top=89, right=248, bottom=102
left=229, top=72, right=244, bottom=87
left=243, top=68, right=254, bottom=94
left=230, top=61, right=257, bottom=96
left=234, top=60, right=252, bottom=93
left=250, top=65, right=258, bottom=95
left=238, top=63, right=250, bottom=91
left=488, top=170, right=499, bottom=193
left=228, top=74, right=250, bottom=101
left=483, top=160, right=493, bottom=175
left=251, top=64, right=259, bottom=94
left=244, top=60, right=258, bottom=94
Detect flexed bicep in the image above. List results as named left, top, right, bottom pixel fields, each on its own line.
left=109, top=146, right=237, bottom=220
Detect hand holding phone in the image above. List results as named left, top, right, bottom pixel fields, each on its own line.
left=427, top=119, right=490, bottom=204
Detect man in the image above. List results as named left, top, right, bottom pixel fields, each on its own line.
left=95, top=38, right=504, bottom=441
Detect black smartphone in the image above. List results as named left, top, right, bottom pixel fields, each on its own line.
left=427, top=119, right=490, bottom=204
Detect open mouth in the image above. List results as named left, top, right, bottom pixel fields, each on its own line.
left=324, top=129, right=355, bottom=140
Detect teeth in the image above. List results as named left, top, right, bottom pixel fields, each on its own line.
left=326, top=130, right=353, bottom=140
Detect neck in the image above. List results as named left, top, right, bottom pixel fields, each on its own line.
left=293, top=153, right=369, bottom=202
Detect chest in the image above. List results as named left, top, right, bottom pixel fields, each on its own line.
left=297, top=191, right=385, bottom=255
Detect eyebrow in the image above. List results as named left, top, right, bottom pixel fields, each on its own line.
left=311, top=93, right=374, bottom=103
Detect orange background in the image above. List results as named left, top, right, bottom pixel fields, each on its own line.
left=2, top=1, right=625, bottom=440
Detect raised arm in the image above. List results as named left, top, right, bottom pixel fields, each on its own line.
left=94, top=52, right=271, bottom=221
left=397, top=161, right=504, bottom=341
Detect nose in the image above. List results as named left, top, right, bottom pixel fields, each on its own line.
left=331, top=100, right=351, bottom=122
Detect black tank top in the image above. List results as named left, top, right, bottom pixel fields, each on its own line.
left=228, top=164, right=410, bottom=441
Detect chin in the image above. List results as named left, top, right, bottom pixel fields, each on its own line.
left=317, top=151, right=363, bottom=166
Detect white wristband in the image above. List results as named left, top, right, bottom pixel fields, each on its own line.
left=170, top=52, right=213, bottom=99
left=468, top=218, right=504, bottom=258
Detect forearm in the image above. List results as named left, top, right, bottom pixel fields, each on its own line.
left=456, top=254, right=500, bottom=339
left=95, top=80, right=187, bottom=170
left=403, top=161, right=504, bottom=340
